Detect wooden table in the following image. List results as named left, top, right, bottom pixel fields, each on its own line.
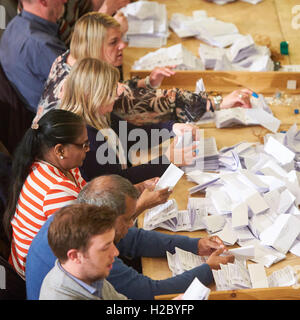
left=123, top=0, right=299, bottom=80
left=136, top=122, right=300, bottom=299
left=124, top=0, right=300, bottom=299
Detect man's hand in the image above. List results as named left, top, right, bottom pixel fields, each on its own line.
left=197, top=236, right=225, bottom=256
left=206, top=247, right=235, bottom=270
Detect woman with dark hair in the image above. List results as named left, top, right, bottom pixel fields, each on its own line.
left=3, top=109, right=89, bottom=278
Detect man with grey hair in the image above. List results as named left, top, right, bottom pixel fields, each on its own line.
left=26, top=174, right=234, bottom=300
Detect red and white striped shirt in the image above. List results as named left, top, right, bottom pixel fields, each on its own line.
left=10, top=161, right=86, bottom=278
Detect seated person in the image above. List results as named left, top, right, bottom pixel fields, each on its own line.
left=26, top=175, right=234, bottom=300
left=3, top=109, right=88, bottom=278
left=3, top=108, right=170, bottom=278
left=38, top=12, right=252, bottom=125
left=57, top=0, right=129, bottom=46
left=0, top=0, right=67, bottom=112
left=58, top=57, right=198, bottom=183
left=39, top=203, right=127, bottom=300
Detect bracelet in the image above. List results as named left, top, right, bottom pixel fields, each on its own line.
left=212, top=95, right=223, bottom=111
left=145, top=76, right=159, bottom=90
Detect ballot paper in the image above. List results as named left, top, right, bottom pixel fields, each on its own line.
left=182, top=277, right=211, bottom=300
left=187, top=171, right=220, bottom=194
left=143, top=199, right=178, bottom=230
left=264, top=136, right=295, bottom=165
left=232, top=202, right=249, bottom=228
left=290, top=239, right=300, bottom=257
left=239, top=239, right=286, bottom=268
left=213, top=259, right=252, bottom=291
left=132, top=44, right=204, bottom=70
left=214, top=221, right=238, bottom=245
left=203, top=215, right=226, bottom=233
left=121, top=1, right=168, bottom=48
left=228, top=245, right=255, bottom=259
left=260, top=214, right=300, bottom=254
left=248, top=263, right=269, bottom=288
left=167, top=247, right=207, bottom=276
left=155, top=163, right=184, bottom=191
left=268, top=266, right=297, bottom=287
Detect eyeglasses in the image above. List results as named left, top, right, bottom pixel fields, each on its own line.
left=71, top=141, right=90, bottom=151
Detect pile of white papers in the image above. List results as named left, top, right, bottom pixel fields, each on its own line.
left=121, top=1, right=169, bottom=47
left=144, top=198, right=210, bottom=232
left=132, top=44, right=204, bottom=70
left=215, top=94, right=281, bottom=132
left=167, top=248, right=297, bottom=291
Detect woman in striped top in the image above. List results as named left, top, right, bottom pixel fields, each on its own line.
left=3, top=109, right=89, bottom=278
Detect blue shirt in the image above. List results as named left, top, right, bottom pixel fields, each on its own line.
left=0, top=10, right=66, bottom=112
left=26, top=216, right=213, bottom=300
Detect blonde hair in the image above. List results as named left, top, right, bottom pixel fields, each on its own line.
left=70, top=12, right=120, bottom=61
left=60, top=57, right=120, bottom=130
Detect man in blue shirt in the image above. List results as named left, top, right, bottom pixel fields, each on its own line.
left=0, top=0, right=67, bottom=112
left=26, top=175, right=234, bottom=300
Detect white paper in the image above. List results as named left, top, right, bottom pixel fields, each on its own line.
left=182, top=277, right=210, bottom=300
left=248, top=263, right=269, bottom=288
left=155, top=163, right=184, bottom=191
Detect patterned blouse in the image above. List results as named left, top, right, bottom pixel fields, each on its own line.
left=38, top=50, right=209, bottom=126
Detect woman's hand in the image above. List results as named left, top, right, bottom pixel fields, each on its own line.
left=220, top=89, right=252, bottom=109
left=172, top=123, right=201, bottom=141
left=148, top=66, right=176, bottom=88
left=164, top=137, right=198, bottom=167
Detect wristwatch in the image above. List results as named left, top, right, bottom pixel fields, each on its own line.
left=213, top=95, right=223, bottom=111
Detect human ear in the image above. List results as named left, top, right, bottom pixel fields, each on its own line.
left=54, top=144, right=65, bottom=160
left=67, top=249, right=81, bottom=264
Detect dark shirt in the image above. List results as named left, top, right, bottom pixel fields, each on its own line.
left=80, top=114, right=175, bottom=184
left=0, top=10, right=66, bottom=112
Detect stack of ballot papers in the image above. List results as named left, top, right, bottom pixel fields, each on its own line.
left=198, top=35, right=273, bottom=71
left=132, top=44, right=204, bottom=70
left=167, top=248, right=297, bottom=291
left=213, top=262, right=297, bottom=290
left=120, top=1, right=168, bottom=48
left=143, top=198, right=210, bottom=231
left=170, top=11, right=240, bottom=48
left=215, top=94, right=281, bottom=132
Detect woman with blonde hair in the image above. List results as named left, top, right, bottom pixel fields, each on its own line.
left=39, top=11, right=252, bottom=125
left=59, top=57, right=197, bottom=184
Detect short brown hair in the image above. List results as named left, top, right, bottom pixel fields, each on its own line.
left=48, top=204, right=117, bottom=263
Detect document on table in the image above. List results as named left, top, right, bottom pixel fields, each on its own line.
left=232, top=202, right=249, bottom=228
left=203, top=215, right=226, bottom=233
left=246, top=108, right=281, bottom=133
left=155, top=163, right=184, bottom=191
left=268, top=266, right=297, bottom=287
left=260, top=214, right=300, bottom=254
left=264, top=136, right=295, bottom=165
left=143, top=199, right=178, bottom=230
left=248, top=263, right=269, bottom=288
left=182, top=277, right=211, bottom=300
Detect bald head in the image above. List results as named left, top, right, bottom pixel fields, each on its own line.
left=22, top=0, right=66, bottom=23
left=77, top=175, right=139, bottom=216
